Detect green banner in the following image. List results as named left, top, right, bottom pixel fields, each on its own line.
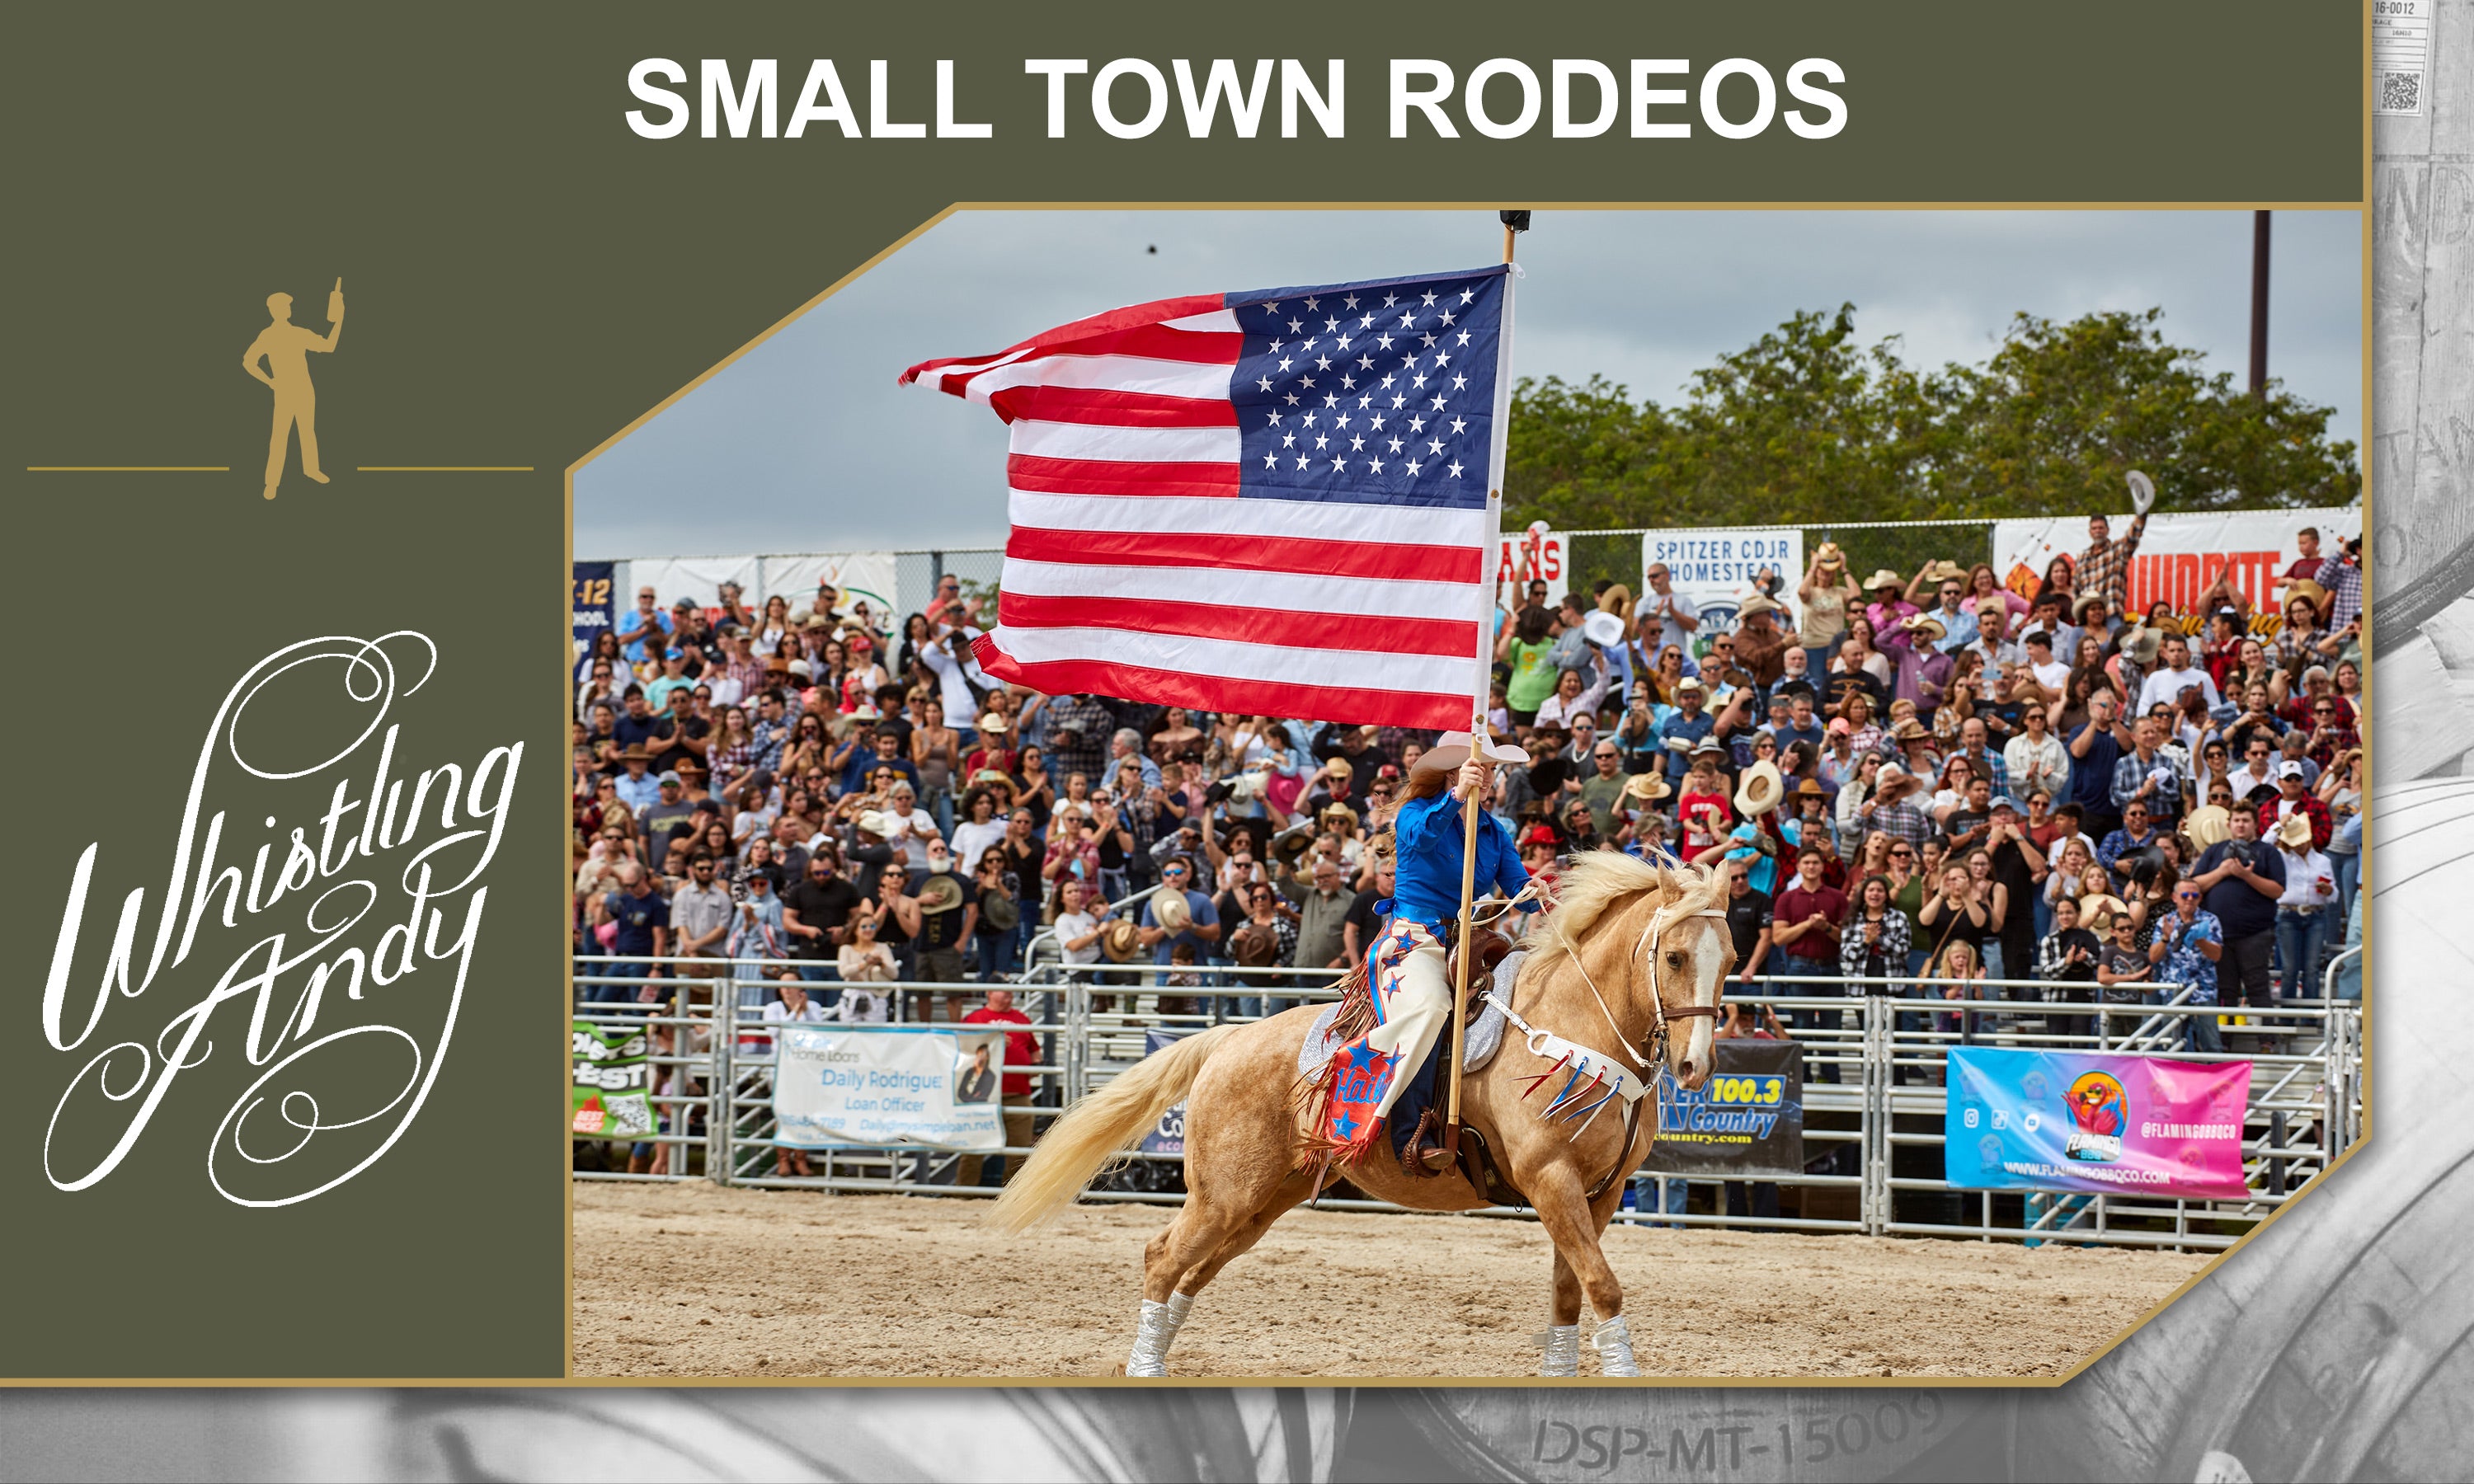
left=571, top=1021, right=655, bottom=1141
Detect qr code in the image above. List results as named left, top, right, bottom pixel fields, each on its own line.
left=2382, top=71, right=2421, bottom=113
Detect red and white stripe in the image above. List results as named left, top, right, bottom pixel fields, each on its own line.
left=902, top=294, right=1489, bottom=728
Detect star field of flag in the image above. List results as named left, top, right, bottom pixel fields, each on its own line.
left=1228, top=268, right=1503, bottom=510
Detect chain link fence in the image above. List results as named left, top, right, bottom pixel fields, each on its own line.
left=906, top=525, right=1999, bottom=628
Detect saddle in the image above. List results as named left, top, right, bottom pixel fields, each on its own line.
left=1313, top=917, right=1510, bottom=1051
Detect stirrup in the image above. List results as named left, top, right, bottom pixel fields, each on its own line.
left=1125, top=1291, right=1193, bottom=1378
left=1592, top=1314, right=1641, bottom=1378
left=1537, top=1324, right=1581, bottom=1378
left=1398, top=1108, right=1451, bottom=1178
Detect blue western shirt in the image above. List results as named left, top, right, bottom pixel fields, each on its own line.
left=1387, top=788, right=1533, bottom=931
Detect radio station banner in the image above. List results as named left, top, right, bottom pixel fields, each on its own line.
left=1944, top=1047, right=2253, bottom=1200
left=773, top=1025, right=1005, bottom=1152
left=571, top=561, right=615, bottom=670
left=1137, top=1029, right=1189, bottom=1157
left=1638, top=527, right=1804, bottom=652
left=1649, top=1038, right=1804, bottom=1176
left=571, top=1020, right=654, bottom=1141
left=1991, top=509, right=2359, bottom=629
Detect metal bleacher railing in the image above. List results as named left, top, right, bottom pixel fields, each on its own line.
left=571, top=924, right=2363, bottom=1254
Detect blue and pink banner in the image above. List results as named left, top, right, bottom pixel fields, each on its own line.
left=1944, top=1048, right=2253, bottom=1200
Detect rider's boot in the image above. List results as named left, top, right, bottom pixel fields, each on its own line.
left=1125, top=1289, right=1195, bottom=1378
left=1399, top=1108, right=1454, bottom=1176
left=1592, top=1313, right=1642, bottom=1377
left=1539, top=1324, right=1582, bottom=1378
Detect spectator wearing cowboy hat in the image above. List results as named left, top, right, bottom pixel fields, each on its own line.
left=1856, top=759, right=1932, bottom=849
left=1901, top=616, right=1955, bottom=721
left=613, top=744, right=661, bottom=814
left=1728, top=757, right=1789, bottom=890
left=2079, top=490, right=2152, bottom=613
left=1654, top=674, right=1717, bottom=783
left=1798, top=542, right=1860, bottom=676
left=1139, top=857, right=1221, bottom=969
left=2111, top=713, right=2190, bottom=829
left=1731, top=594, right=1794, bottom=688
left=2269, top=810, right=2338, bottom=1003
left=964, top=710, right=1018, bottom=778
left=1618, top=768, right=1672, bottom=830
left=2255, top=758, right=2332, bottom=851
left=2073, top=590, right=2121, bottom=648
left=1918, top=574, right=1977, bottom=654
left=1861, top=568, right=1920, bottom=636
left=908, top=848, right=977, bottom=1010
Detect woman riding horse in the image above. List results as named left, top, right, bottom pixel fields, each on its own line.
left=1346, top=732, right=1538, bottom=1174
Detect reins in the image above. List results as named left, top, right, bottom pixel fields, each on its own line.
left=1562, top=893, right=1728, bottom=1072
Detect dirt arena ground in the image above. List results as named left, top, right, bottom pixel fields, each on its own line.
left=574, top=1182, right=2211, bottom=1378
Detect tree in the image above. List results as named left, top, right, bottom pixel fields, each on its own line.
left=1504, top=303, right=2360, bottom=556
left=1935, top=308, right=2360, bottom=513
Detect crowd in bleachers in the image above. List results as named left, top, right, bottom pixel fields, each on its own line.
left=571, top=517, right=2367, bottom=1054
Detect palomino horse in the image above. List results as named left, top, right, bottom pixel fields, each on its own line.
left=987, top=852, right=1733, bottom=1378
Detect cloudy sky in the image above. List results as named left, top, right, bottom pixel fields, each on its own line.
left=576, top=209, right=2362, bottom=558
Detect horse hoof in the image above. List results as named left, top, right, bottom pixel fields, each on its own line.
left=1537, top=1325, right=1581, bottom=1378
left=1126, top=1357, right=1168, bottom=1378
left=1592, top=1315, right=1642, bottom=1378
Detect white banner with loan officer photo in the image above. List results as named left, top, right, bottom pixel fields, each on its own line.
left=773, top=1025, right=1006, bottom=1151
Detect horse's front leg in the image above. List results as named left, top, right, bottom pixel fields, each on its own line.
left=1529, top=1162, right=1641, bottom=1378
left=1543, top=1247, right=1584, bottom=1377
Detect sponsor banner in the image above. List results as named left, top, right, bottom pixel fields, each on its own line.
left=1137, top=1028, right=1189, bottom=1156
left=1991, top=509, right=2359, bottom=630
left=772, top=1025, right=1005, bottom=1151
left=1495, top=522, right=1569, bottom=608
left=1639, top=528, right=1804, bottom=654
left=571, top=1020, right=655, bottom=1140
left=760, top=551, right=900, bottom=622
left=1944, top=1047, right=2252, bottom=1200
left=571, top=561, right=615, bottom=669
left=1649, top=1038, right=1804, bottom=1176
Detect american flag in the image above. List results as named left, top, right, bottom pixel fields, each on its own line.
left=900, top=265, right=1510, bottom=730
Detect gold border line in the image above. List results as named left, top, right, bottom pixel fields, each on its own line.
left=950, top=200, right=2367, bottom=211
left=556, top=186, right=2373, bottom=1390
left=26, top=466, right=229, bottom=472
left=13, top=68, right=2375, bottom=1386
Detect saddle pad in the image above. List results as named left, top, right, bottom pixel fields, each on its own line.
left=1296, top=956, right=1517, bottom=1079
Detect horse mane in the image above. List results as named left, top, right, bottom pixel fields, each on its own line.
left=1528, top=852, right=1727, bottom=972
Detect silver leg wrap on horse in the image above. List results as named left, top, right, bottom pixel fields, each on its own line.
left=1592, top=1314, right=1641, bottom=1378
left=1538, top=1324, right=1582, bottom=1378
left=1125, top=1290, right=1195, bottom=1378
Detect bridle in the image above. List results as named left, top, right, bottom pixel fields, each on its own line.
left=1564, top=893, right=1728, bottom=1072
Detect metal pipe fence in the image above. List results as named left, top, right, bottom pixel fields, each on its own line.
left=571, top=955, right=2361, bottom=1252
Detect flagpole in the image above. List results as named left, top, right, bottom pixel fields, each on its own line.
left=1446, top=210, right=1526, bottom=1166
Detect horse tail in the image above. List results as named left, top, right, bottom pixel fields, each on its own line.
left=984, top=1022, right=1241, bottom=1234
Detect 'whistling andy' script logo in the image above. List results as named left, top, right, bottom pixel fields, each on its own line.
left=41, top=633, right=519, bottom=1206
